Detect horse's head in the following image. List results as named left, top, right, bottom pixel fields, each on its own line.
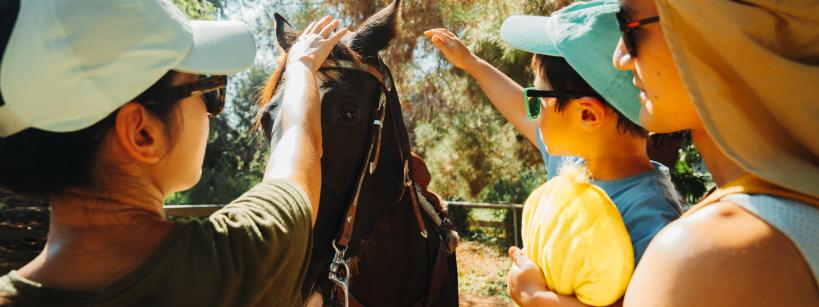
left=256, top=0, right=411, bottom=297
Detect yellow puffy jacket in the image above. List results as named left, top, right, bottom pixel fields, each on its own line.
left=521, top=164, right=633, bottom=306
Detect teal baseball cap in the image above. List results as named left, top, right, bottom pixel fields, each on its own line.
left=500, top=0, right=641, bottom=126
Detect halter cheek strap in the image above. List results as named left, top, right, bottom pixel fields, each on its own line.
left=318, top=58, right=413, bottom=247
left=319, top=58, right=430, bottom=307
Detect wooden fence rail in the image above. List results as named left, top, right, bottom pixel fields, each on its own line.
left=164, top=201, right=525, bottom=245
left=448, top=201, right=522, bottom=246
left=0, top=202, right=524, bottom=274
left=163, top=201, right=523, bottom=217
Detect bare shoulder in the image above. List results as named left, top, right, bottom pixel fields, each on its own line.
left=624, top=202, right=818, bottom=307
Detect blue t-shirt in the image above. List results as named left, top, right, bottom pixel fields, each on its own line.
left=536, top=130, right=685, bottom=265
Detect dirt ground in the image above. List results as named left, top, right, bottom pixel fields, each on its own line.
left=459, top=292, right=513, bottom=307
left=455, top=240, right=514, bottom=306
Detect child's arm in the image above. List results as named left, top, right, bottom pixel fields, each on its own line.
left=508, top=247, right=623, bottom=307
left=424, top=28, right=538, bottom=145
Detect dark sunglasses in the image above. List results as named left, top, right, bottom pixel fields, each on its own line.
left=616, top=8, right=660, bottom=57
left=139, top=75, right=227, bottom=116
left=523, top=87, right=588, bottom=120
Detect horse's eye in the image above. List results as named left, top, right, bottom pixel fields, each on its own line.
left=338, top=109, right=358, bottom=121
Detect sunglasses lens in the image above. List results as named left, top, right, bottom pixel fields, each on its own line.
left=527, top=96, right=541, bottom=120
left=203, top=88, right=225, bottom=115
left=616, top=9, right=638, bottom=57
left=625, top=32, right=638, bottom=57
left=616, top=11, right=628, bottom=29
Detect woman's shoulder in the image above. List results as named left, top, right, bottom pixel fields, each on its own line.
left=209, top=179, right=312, bottom=233
left=624, top=201, right=818, bottom=306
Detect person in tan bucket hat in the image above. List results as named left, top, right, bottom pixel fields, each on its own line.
left=612, top=0, right=819, bottom=306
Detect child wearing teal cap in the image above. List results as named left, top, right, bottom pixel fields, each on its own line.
left=425, top=0, right=684, bottom=306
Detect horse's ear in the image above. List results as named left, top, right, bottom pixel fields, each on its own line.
left=349, top=0, right=401, bottom=56
left=274, top=13, right=299, bottom=52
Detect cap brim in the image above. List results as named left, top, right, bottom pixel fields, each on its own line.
left=175, top=20, right=256, bottom=75
left=501, top=15, right=561, bottom=57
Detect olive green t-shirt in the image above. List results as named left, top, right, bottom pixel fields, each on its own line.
left=0, top=180, right=312, bottom=307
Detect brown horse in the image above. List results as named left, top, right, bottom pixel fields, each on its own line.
left=256, top=1, right=459, bottom=306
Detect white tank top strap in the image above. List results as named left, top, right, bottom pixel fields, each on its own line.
left=721, top=193, right=819, bottom=283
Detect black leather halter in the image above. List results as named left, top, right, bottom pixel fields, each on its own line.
left=312, top=56, right=455, bottom=307
left=316, top=57, right=428, bottom=307
left=320, top=58, right=393, bottom=248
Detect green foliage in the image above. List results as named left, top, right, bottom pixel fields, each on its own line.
left=671, top=133, right=714, bottom=204
left=171, top=0, right=216, bottom=20
left=414, top=103, right=541, bottom=201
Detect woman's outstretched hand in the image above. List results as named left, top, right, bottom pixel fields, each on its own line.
left=287, top=15, right=348, bottom=72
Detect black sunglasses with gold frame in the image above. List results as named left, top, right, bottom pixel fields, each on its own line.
left=138, top=75, right=227, bottom=116
left=616, top=8, right=660, bottom=57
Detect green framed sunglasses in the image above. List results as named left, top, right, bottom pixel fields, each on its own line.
left=523, top=87, right=588, bottom=120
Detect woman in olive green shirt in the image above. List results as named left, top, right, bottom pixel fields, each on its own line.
left=0, top=0, right=347, bottom=305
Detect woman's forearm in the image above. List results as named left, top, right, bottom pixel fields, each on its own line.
left=264, top=62, right=323, bottom=222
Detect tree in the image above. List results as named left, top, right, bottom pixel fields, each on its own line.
left=169, top=0, right=712, bottom=231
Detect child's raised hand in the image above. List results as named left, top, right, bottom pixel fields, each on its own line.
left=507, top=246, right=549, bottom=306
left=424, top=28, right=477, bottom=70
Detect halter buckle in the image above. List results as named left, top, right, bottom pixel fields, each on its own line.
left=329, top=240, right=351, bottom=307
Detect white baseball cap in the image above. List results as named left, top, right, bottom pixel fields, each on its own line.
left=0, top=0, right=257, bottom=137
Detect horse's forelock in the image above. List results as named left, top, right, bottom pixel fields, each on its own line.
left=253, top=53, right=288, bottom=140
left=254, top=43, right=367, bottom=142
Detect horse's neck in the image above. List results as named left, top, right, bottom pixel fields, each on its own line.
left=350, top=196, right=433, bottom=306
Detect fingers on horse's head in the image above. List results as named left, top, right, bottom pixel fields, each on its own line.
left=273, top=0, right=402, bottom=56
left=262, top=0, right=401, bottom=141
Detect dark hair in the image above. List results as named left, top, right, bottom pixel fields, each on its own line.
left=532, top=54, right=647, bottom=138
left=0, top=72, right=181, bottom=195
